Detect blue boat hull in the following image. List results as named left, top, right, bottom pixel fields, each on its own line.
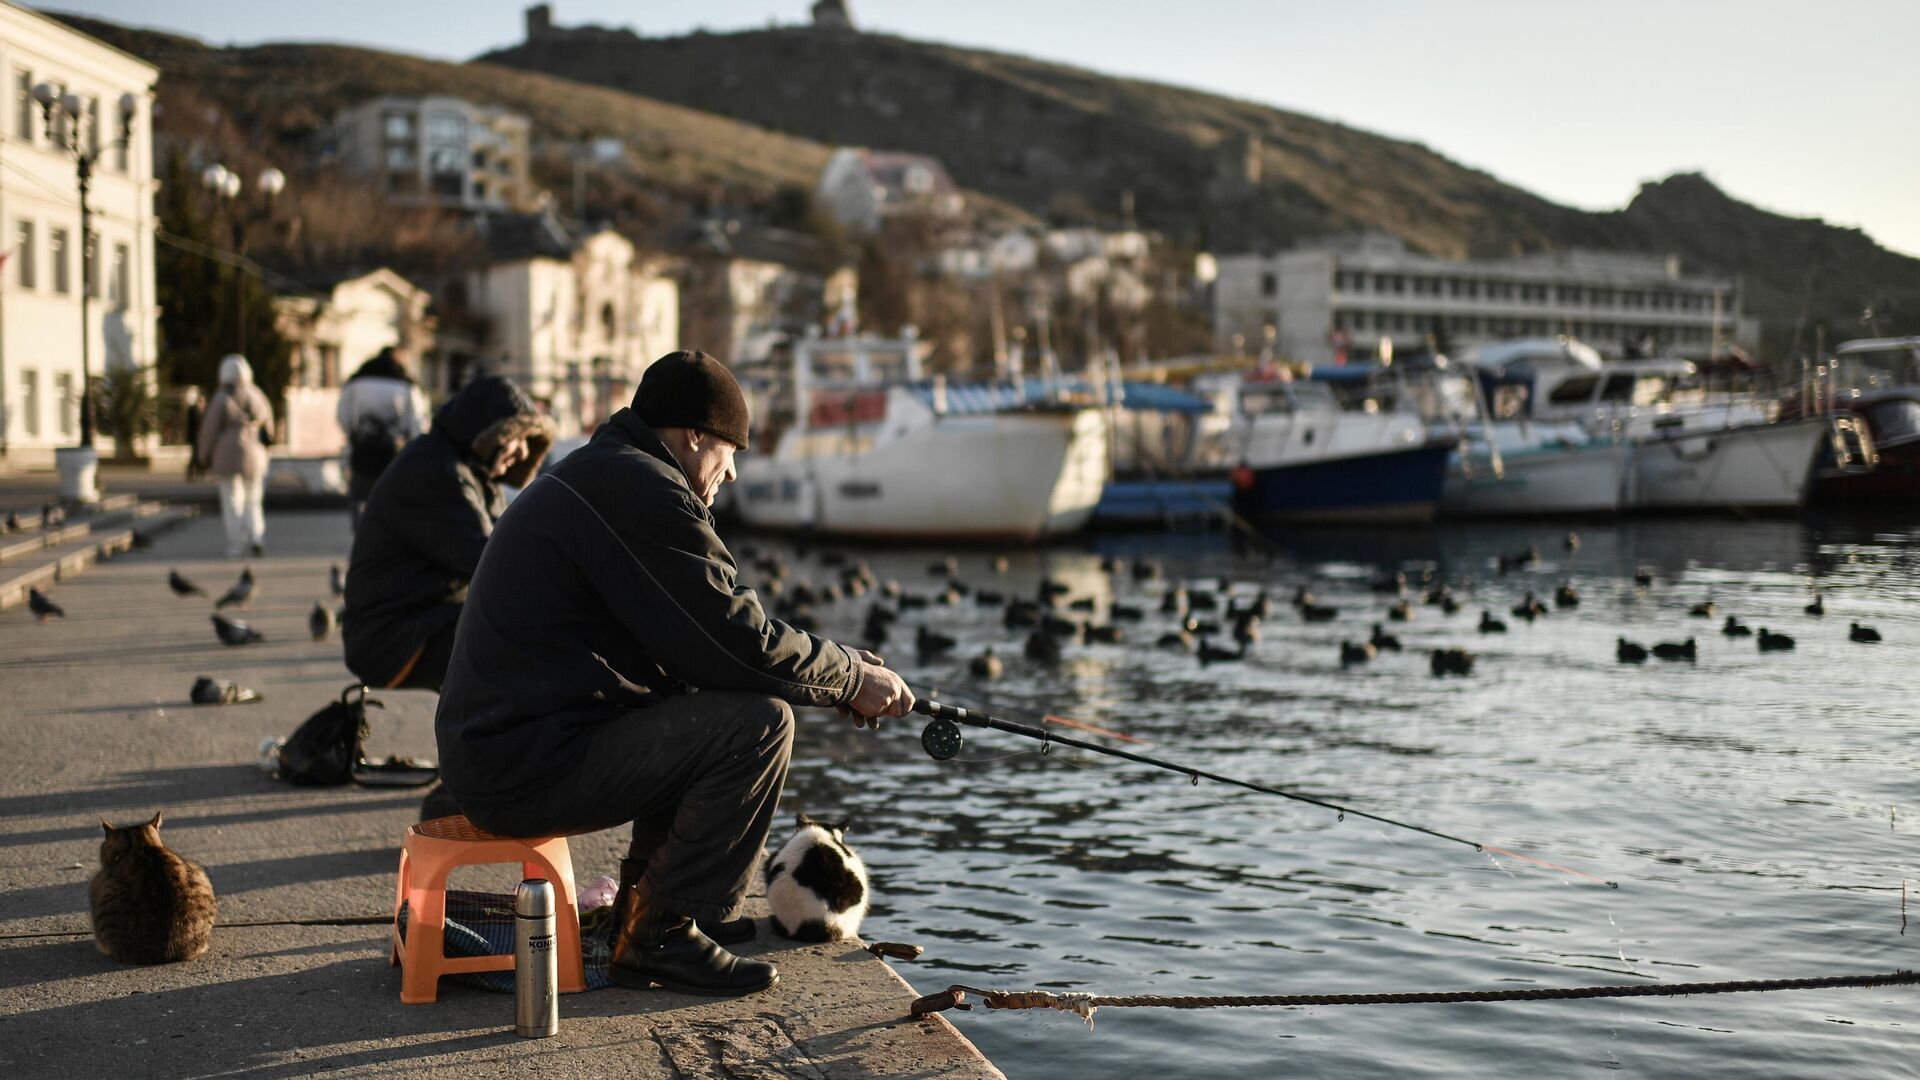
left=1093, top=477, right=1235, bottom=526
left=1234, top=443, right=1453, bottom=524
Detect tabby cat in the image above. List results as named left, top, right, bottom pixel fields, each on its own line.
left=89, top=813, right=217, bottom=965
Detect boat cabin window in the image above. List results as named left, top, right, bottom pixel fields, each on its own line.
left=1599, top=374, right=1670, bottom=406
left=1867, top=399, right=1920, bottom=443
left=1547, top=375, right=1597, bottom=405
left=1238, top=387, right=1293, bottom=415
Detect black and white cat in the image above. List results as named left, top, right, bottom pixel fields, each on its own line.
left=765, top=813, right=869, bottom=942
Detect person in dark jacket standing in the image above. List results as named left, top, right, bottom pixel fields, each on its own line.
left=337, top=347, right=432, bottom=524
left=343, top=375, right=553, bottom=691
left=435, top=350, right=914, bottom=998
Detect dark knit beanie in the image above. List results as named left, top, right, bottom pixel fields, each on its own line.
left=633, top=350, right=750, bottom=449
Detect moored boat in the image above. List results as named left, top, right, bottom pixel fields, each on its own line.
left=731, top=333, right=1110, bottom=541
left=1213, top=374, right=1455, bottom=524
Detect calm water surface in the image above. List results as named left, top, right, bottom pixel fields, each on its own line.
left=759, top=516, right=1920, bottom=1079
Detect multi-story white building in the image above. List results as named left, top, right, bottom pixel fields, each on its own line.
left=1216, top=233, right=1756, bottom=366
left=447, top=213, right=678, bottom=437
left=0, top=1, right=157, bottom=464
left=332, top=95, right=534, bottom=214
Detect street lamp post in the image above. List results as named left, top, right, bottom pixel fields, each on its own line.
left=33, top=85, right=138, bottom=460
left=199, top=163, right=287, bottom=356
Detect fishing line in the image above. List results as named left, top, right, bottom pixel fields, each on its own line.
left=911, top=698, right=1619, bottom=888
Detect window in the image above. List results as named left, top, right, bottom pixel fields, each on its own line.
left=44, top=82, right=66, bottom=145
left=383, top=111, right=414, bottom=141
left=1260, top=271, right=1277, bottom=298
left=113, top=98, right=129, bottom=172
left=1557, top=285, right=1582, bottom=304
left=425, top=110, right=467, bottom=143
left=13, top=68, right=32, bottom=143
left=84, top=232, right=98, bottom=297
left=385, top=146, right=415, bottom=169
left=19, top=369, right=39, bottom=436
left=54, top=372, right=74, bottom=438
left=110, top=243, right=128, bottom=307
left=14, top=220, right=34, bottom=290
left=49, top=228, right=68, bottom=294
left=83, top=95, right=99, bottom=157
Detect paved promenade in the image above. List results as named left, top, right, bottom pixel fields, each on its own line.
left=0, top=507, right=1002, bottom=1078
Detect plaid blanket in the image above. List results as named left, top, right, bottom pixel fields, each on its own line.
left=396, top=888, right=615, bottom=993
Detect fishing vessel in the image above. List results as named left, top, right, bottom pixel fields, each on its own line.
left=1459, top=339, right=1835, bottom=513
left=1211, top=372, right=1456, bottom=524
left=1441, top=423, right=1629, bottom=517
left=730, top=331, right=1110, bottom=540
left=1802, top=337, right=1918, bottom=505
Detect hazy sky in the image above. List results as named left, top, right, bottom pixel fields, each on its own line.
left=48, top=0, right=1920, bottom=257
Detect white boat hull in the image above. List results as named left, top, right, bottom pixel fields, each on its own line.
left=1442, top=441, right=1628, bottom=517
left=735, top=408, right=1108, bottom=541
left=1626, top=418, right=1826, bottom=512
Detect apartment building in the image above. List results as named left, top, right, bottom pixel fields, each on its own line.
left=1216, top=234, right=1756, bottom=365
left=332, top=95, right=534, bottom=214
left=0, top=2, right=157, bottom=463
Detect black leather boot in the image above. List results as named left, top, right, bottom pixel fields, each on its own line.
left=611, top=884, right=778, bottom=997
left=611, top=857, right=756, bottom=946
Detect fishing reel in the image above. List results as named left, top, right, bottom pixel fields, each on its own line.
left=914, top=697, right=966, bottom=760
left=921, top=716, right=965, bottom=760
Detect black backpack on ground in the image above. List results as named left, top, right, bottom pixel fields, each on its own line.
left=275, top=685, right=438, bottom=787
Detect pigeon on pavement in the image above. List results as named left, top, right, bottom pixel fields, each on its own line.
left=214, top=567, right=255, bottom=610
left=329, top=563, right=346, bottom=598
left=309, top=601, right=337, bottom=642
left=28, top=588, right=64, bottom=621
left=190, top=676, right=263, bottom=705
left=212, top=613, right=263, bottom=646
left=169, top=569, right=207, bottom=598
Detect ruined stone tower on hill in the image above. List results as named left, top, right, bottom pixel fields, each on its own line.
left=812, top=0, right=855, bottom=31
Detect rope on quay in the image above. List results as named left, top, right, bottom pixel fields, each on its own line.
left=910, top=970, right=1920, bottom=1028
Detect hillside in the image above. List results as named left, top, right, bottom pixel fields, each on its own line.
left=480, top=25, right=1920, bottom=352
left=57, top=14, right=838, bottom=214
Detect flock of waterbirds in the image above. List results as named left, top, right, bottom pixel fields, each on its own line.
left=14, top=529, right=1886, bottom=687
left=731, top=529, right=1886, bottom=688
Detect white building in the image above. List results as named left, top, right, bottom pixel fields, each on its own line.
left=332, top=95, right=534, bottom=214
left=1215, top=233, right=1756, bottom=365
left=273, top=268, right=437, bottom=457
left=449, top=214, right=678, bottom=437
left=0, top=1, right=157, bottom=464
left=815, top=147, right=962, bottom=235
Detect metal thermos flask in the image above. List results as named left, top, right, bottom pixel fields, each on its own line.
left=513, top=878, right=559, bottom=1038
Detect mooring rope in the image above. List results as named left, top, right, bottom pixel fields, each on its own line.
left=911, top=970, right=1920, bottom=1027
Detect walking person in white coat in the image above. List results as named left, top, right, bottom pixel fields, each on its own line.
left=196, top=354, right=276, bottom=558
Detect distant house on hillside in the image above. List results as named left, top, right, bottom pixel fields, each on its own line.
left=815, top=148, right=962, bottom=234
left=675, top=218, right=856, bottom=365
left=439, top=212, right=678, bottom=437
left=331, top=96, right=535, bottom=215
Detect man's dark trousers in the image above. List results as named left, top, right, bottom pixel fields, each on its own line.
left=460, top=691, right=794, bottom=924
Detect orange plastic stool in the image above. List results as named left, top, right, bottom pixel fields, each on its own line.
left=390, top=814, right=588, bottom=1004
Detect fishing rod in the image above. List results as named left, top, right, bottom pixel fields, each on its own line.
left=911, top=698, right=1618, bottom=888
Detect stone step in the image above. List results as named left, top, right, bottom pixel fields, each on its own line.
left=0, top=503, right=195, bottom=611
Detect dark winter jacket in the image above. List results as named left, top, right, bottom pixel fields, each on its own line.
left=434, top=408, right=865, bottom=805
left=343, top=377, right=553, bottom=688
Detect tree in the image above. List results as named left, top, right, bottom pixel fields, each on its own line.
left=154, top=151, right=292, bottom=407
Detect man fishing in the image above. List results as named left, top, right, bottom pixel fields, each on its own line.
left=435, top=349, right=914, bottom=997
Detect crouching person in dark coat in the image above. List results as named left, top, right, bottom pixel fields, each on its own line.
left=343, top=375, right=554, bottom=692
left=435, top=351, right=913, bottom=998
